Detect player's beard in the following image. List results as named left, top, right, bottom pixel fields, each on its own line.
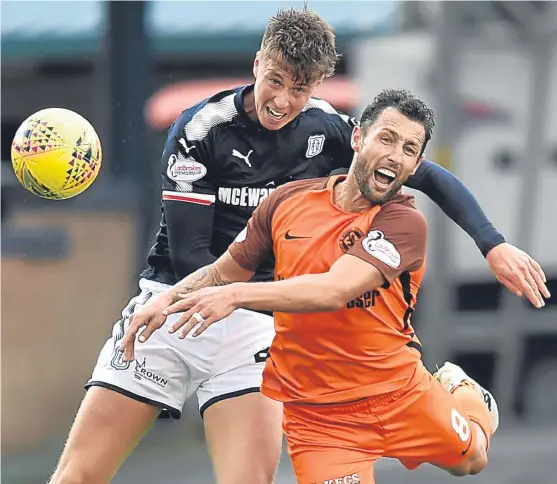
left=354, top=153, right=404, bottom=206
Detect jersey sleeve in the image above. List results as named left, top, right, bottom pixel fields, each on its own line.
left=228, top=193, right=276, bottom=272
left=161, top=113, right=218, bottom=278
left=347, top=202, right=427, bottom=284
left=404, top=159, right=505, bottom=256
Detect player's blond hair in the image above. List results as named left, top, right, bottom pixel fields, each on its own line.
left=260, top=6, right=339, bottom=85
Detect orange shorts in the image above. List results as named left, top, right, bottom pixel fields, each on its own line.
left=283, top=364, right=475, bottom=484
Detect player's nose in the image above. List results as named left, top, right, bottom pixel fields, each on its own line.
left=273, top=91, right=290, bottom=110
left=387, top=143, right=404, bottom=164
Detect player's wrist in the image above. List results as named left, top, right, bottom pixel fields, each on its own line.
left=482, top=236, right=506, bottom=259
left=226, top=283, right=245, bottom=309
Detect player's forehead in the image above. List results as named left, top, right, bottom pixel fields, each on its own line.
left=373, top=108, right=425, bottom=145
left=261, top=54, right=314, bottom=87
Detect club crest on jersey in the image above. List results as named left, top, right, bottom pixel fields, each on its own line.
left=167, top=153, right=207, bottom=182
left=306, top=134, right=326, bottom=158
left=362, top=230, right=401, bottom=268
left=339, top=228, right=364, bottom=252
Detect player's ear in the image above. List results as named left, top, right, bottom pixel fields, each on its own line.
left=351, top=125, right=363, bottom=153
left=253, top=52, right=261, bottom=78
left=411, top=155, right=425, bottom=175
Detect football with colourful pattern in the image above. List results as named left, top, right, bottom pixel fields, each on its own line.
left=11, top=108, right=102, bottom=200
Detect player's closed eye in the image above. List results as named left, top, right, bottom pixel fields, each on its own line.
left=381, top=136, right=393, bottom=144
left=404, top=146, right=418, bottom=156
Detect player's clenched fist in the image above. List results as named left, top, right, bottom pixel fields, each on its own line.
left=119, top=292, right=175, bottom=362
left=164, top=286, right=239, bottom=339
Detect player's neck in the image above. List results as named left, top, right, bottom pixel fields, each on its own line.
left=333, top=178, right=372, bottom=213
left=243, top=90, right=258, bottom=121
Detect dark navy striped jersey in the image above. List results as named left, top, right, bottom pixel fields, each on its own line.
left=141, top=84, right=504, bottom=286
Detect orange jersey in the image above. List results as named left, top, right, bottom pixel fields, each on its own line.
left=229, top=175, right=427, bottom=403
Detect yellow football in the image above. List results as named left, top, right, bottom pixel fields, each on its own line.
left=11, top=108, right=102, bottom=200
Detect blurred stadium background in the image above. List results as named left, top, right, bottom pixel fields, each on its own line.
left=1, top=1, right=556, bottom=483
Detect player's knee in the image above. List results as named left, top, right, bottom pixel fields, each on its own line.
left=447, top=448, right=488, bottom=477
left=467, top=450, right=488, bottom=475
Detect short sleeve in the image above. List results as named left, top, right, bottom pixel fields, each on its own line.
left=348, top=201, right=427, bottom=284
left=228, top=195, right=275, bottom=272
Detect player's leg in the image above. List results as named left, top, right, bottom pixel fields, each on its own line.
left=382, top=362, right=497, bottom=477
left=433, top=361, right=499, bottom=476
left=49, top=387, right=159, bottom=483
left=203, top=392, right=283, bottom=484
left=51, top=279, right=200, bottom=483
left=196, top=309, right=283, bottom=484
left=283, top=400, right=380, bottom=484
left=290, top=447, right=375, bottom=484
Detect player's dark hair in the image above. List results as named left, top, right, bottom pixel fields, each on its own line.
left=260, top=6, right=339, bottom=84
left=360, top=89, right=436, bottom=156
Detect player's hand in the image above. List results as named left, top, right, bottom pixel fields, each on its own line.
left=119, top=292, right=175, bottom=362
left=163, top=286, right=239, bottom=339
left=486, top=242, right=550, bottom=308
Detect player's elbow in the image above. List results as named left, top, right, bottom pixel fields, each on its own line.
left=320, top=283, right=354, bottom=311
left=322, top=292, right=348, bottom=311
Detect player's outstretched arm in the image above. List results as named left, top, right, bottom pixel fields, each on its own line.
left=406, top=160, right=550, bottom=307
left=165, top=253, right=390, bottom=339
left=119, top=252, right=254, bottom=361
left=406, top=160, right=504, bottom=255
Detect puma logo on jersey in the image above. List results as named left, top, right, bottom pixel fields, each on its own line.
left=232, top=149, right=253, bottom=167
left=178, top=138, right=196, bottom=154
left=218, top=186, right=275, bottom=207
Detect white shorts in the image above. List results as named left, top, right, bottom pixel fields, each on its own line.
left=86, top=279, right=275, bottom=418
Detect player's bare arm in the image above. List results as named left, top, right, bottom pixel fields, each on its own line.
left=119, top=252, right=254, bottom=361
left=165, top=252, right=392, bottom=338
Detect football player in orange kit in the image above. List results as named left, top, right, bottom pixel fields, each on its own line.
left=122, top=89, right=509, bottom=483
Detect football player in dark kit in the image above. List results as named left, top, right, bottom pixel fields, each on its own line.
left=50, top=6, right=549, bottom=484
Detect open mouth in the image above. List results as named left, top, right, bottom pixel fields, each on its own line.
left=373, top=167, right=396, bottom=189
left=267, top=106, right=286, bottom=121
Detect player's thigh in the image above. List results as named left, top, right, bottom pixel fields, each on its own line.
left=204, top=392, right=283, bottom=484
left=283, top=401, right=382, bottom=484
left=50, top=387, right=159, bottom=483
left=383, top=370, right=474, bottom=470
left=197, top=310, right=279, bottom=483
left=290, top=447, right=375, bottom=484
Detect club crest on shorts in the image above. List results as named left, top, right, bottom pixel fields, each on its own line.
left=362, top=230, right=401, bottom=268
left=111, top=349, right=131, bottom=370
left=306, top=134, right=325, bottom=158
